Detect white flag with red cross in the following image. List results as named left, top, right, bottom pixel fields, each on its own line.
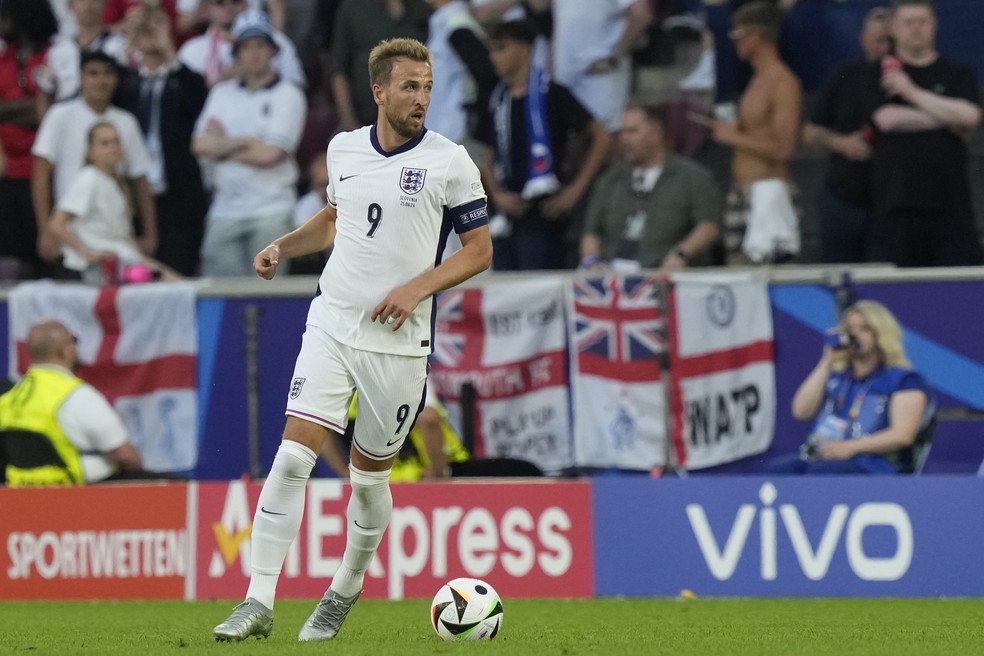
left=8, top=280, right=199, bottom=472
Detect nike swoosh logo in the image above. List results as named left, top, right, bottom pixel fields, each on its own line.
left=386, top=438, right=402, bottom=446
left=260, top=506, right=287, bottom=516
left=339, top=174, right=359, bottom=181
left=354, top=519, right=377, bottom=530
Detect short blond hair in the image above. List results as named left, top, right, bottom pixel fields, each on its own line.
left=368, top=38, right=432, bottom=86
left=832, top=300, right=912, bottom=371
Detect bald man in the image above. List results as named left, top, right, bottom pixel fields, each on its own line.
left=0, top=319, right=142, bottom=487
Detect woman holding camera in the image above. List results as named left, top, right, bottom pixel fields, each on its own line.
left=768, top=300, right=933, bottom=474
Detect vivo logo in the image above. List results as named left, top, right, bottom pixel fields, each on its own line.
left=686, top=483, right=913, bottom=582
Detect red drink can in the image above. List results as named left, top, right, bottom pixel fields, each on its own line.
left=881, top=56, right=903, bottom=75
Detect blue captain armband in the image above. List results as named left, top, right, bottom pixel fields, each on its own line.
left=449, top=199, right=489, bottom=233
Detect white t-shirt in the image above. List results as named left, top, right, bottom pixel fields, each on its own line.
left=551, top=0, right=634, bottom=131
left=34, top=365, right=130, bottom=483
left=193, top=76, right=306, bottom=220
left=177, top=26, right=306, bottom=88
left=56, top=165, right=143, bottom=271
left=308, top=126, right=488, bottom=357
left=425, top=0, right=480, bottom=144
left=32, top=99, right=150, bottom=205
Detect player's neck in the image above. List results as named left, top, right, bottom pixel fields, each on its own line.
left=375, top=120, right=412, bottom=151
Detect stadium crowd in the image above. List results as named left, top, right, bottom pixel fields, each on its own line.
left=0, top=0, right=981, bottom=283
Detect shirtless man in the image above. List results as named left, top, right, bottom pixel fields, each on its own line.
left=710, top=1, right=802, bottom=264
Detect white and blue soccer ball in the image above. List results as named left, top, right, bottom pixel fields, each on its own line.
left=430, top=577, right=504, bottom=641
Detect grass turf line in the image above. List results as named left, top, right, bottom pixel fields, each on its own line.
left=1, top=598, right=983, bottom=655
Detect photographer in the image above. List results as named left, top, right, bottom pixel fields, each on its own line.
left=767, top=300, right=933, bottom=474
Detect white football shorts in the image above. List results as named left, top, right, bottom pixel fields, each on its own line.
left=285, top=324, right=428, bottom=460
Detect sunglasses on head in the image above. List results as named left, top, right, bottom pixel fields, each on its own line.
left=209, top=0, right=244, bottom=6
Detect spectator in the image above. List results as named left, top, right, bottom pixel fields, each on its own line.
left=479, top=20, right=612, bottom=270
left=550, top=0, right=653, bottom=133
left=192, top=10, right=306, bottom=276
left=802, top=7, right=893, bottom=264
left=860, top=0, right=982, bottom=267
left=32, top=50, right=156, bottom=264
left=322, top=387, right=470, bottom=482
left=44, top=0, right=128, bottom=103
left=290, top=153, right=330, bottom=275
left=710, top=1, right=801, bottom=264
left=330, top=0, right=431, bottom=131
left=0, top=0, right=59, bottom=280
left=115, top=14, right=208, bottom=276
left=769, top=300, right=933, bottom=475
left=48, top=122, right=178, bottom=283
left=0, top=319, right=144, bottom=487
left=177, top=0, right=304, bottom=88
left=468, top=0, right=550, bottom=70
left=580, top=103, right=722, bottom=273
left=177, top=0, right=285, bottom=40
left=100, top=0, right=180, bottom=43
left=423, top=0, right=496, bottom=148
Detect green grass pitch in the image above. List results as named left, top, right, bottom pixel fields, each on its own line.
left=2, top=598, right=983, bottom=655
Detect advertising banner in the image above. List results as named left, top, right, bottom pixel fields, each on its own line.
left=197, top=479, right=594, bottom=600
left=593, top=476, right=984, bottom=597
left=0, top=484, right=189, bottom=599
left=429, top=277, right=572, bottom=473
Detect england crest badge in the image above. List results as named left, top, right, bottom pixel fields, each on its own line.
left=400, top=167, right=427, bottom=195
left=289, top=377, right=305, bottom=399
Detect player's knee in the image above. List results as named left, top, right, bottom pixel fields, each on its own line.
left=348, top=465, right=391, bottom=491
left=271, top=440, right=317, bottom=482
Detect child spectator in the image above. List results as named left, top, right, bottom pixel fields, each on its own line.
left=48, top=121, right=177, bottom=283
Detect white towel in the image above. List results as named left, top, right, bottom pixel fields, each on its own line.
left=742, top=178, right=800, bottom=263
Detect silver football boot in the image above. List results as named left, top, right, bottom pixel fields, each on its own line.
left=212, top=598, right=274, bottom=641
left=297, top=589, right=361, bottom=641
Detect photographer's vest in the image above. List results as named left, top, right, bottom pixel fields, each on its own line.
left=0, top=367, right=86, bottom=487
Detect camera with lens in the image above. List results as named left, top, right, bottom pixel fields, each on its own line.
left=824, top=331, right=856, bottom=350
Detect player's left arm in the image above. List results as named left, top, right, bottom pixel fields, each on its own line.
left=372, top=223, right=492, bottom=330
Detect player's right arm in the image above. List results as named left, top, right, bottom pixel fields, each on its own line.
left=254, top=203, right=337, bottom=280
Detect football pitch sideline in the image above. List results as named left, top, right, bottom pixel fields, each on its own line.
left=2, top=598, right=982, bottom=655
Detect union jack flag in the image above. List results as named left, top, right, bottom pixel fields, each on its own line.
left=432, top=290, right=466, bottom=367
left=572, top=275, right=665, bottom=381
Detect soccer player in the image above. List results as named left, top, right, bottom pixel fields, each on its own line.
left=211, top=37, right=493, bottom=642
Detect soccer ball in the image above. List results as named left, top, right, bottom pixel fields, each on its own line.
left=430, top=577, right=504, bottom=641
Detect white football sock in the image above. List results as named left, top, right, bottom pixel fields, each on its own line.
left=328, top=465, right=392, bottom=598
left=246, top=440, right=317, bottom=609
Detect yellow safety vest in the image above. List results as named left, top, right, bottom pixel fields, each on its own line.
left=0, top=367, right=86, bottom=487
left=348, top=394, right=469, bottom=482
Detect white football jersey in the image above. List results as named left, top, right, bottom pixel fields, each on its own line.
left=307, top=126, right=488, bottom=357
